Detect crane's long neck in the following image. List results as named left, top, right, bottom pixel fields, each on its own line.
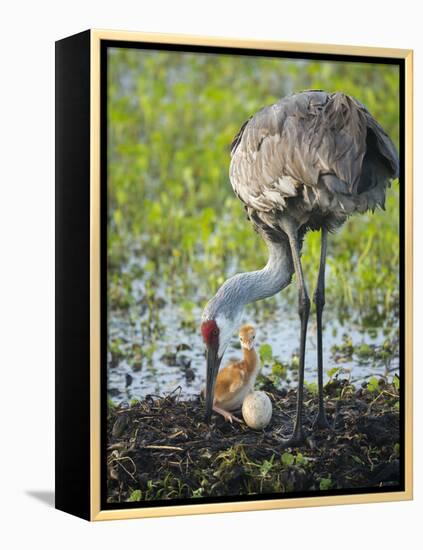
left=203, top=238, right=293, bottom=321
left=240, top=238, right=293, bottom=304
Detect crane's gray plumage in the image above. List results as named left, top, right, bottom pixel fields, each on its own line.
left=202, top=239, right=294, bottom=322
left=202, top=90, right=399, bottom=439
left=230, top=90, right=398, bottom=238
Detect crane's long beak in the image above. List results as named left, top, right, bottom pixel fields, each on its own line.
left=204, top=346, right=221, bottom=423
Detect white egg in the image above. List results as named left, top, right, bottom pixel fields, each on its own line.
left=242, top=391, right=272, bottom=430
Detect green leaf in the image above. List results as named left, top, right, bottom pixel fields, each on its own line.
left=295, top=452, right=307, bottom=465
left=127, top=489, right=142, bottom=502
left=319, top=478, right=333, bottom=490
left=113, top=209, right=122, bottom=226
left=271, top=362, right=287, bottom=379
left=367, top=376, right=380, bottom=393
left=357, top=343, right=373, bottom=358
left=291, top=355, right=300, bottom=369
left=281, top=452, right=295, bottom=466
left=305, top=381, right=318, bottom=395
left=393, top=375, right=400, bottom=391
left=259, top=344, right=273, bottom=363
left=260, top=457, right=274, bottom=476
left=107, top=397, right=116, bottom=410
left=327, top=367, right=340, bottom=380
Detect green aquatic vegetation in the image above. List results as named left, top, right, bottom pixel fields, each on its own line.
left=327, top=366, right=341, bottom=381
left=364, top=374, right=400, bottom=415
left=281, top=452, right=295, bottom=467
left=107, top=48, right=400, bottom=334
left=105, top=51, right=401, bottom=406
left=152, top=473, right=190, bottom=500
left=319, top=477, right=333, bottom=491
left=305, top=381, right=318, bottom=395
left=271, top=362, right=288, bottom=382
left=130, top=344, right=143, bottom=372
left=259, top=456, right=275, bottom=476
left=331, top=332, right=398, bottom=373
left=212, top=445, right=310, bottom=494
left=367, top=376, right=381, bottom=393
left=259, top=343, right=273, bottom=364
left=257, top=343, right=291, bottom=387
left=109, top=339, right=125, bottom=366
left=331, top=334, right=354, bottom=362
left=290, top=354, right=300, bottom=370
left=127, top=489, right=142, bottom=502
left=107, top=398, right=116, bottom=410
left=356, top=343, right=373, bottom=359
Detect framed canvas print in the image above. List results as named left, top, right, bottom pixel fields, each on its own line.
left=55, top=29, right=413, bottom=521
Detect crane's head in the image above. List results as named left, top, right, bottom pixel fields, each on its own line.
left=201, top=276, right=244, bottom=423
left=201, top=314, right=238, bottom=423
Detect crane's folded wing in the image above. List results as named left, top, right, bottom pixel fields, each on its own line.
left=229, top=91, right=399, bottom=214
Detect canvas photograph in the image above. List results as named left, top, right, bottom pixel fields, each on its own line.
left=103, top=42, right=404, bottom=508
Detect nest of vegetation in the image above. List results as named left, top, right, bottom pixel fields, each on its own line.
left=106, top=377, right=401, bottom=503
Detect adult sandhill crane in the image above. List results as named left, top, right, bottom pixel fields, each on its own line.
left=201, top=90, right=399, bottom=446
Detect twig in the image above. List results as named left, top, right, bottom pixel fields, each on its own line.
left=168, top=430, right=185, bottom=439
left=144, top=445, right=184, bottom=451
left=109, top=456, right=137, bottom=482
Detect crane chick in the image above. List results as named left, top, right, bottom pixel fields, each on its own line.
left=203, top=324, right=259, bottom=423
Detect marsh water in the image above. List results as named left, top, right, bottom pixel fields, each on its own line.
left=106, top=51, right=400, bottom=406
left=107, top=257, right=399, bottom=404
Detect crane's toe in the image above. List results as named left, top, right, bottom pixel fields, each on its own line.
left=280, top=426, right=306, bottom=449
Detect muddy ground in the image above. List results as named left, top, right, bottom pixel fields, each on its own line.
left=106, top=377, right=401, bottom=503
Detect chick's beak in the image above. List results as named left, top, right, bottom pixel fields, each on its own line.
left=242, top=340, right=254, bottom=351
left=204, top=345, right=221, bottom=423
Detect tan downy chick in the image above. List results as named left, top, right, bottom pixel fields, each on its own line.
left=212, top=324, right=260, bottom=423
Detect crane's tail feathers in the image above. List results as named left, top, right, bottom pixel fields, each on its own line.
left=365, top=119, right=400, bottom=179
left=317, top=93, right=399, bottom=197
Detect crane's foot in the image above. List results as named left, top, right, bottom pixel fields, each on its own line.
left=312, top=410, right=331, bottom=432
left=280, top=427, right=306, bottom=448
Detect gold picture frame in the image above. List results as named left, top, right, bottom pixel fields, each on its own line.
left=55, top=29, right=413, bottom=521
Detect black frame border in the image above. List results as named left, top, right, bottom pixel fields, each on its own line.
left=55, top=29, right=92, bottom=520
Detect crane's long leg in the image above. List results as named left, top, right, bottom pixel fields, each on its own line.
left=285, top=229, right=310, bottom=445
left=313, top=228, right=331, bottom=431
